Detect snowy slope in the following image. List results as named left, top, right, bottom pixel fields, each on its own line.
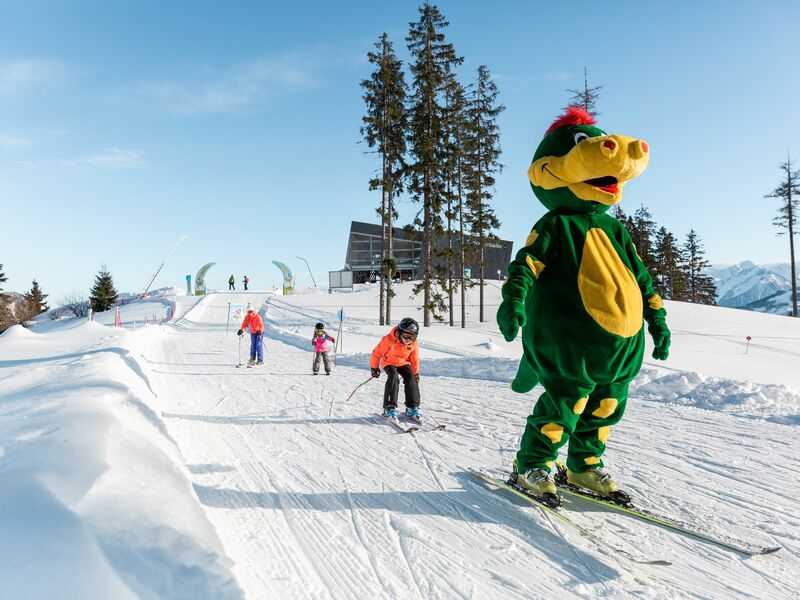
left=3, top=284, right=800, bottom=598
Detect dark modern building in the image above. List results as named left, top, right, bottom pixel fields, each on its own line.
left=344, top=221, right=514, bottom=284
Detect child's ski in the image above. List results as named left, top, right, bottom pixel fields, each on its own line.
left=469, top=469, right=671, bottom=566
left=378, top=414, right=418, bottom=434
left=402, top=413, right=446, bottom=431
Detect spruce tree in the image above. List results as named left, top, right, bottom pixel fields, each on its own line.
left=361, top=32, right=408, bottom=325
left=566, top=67, right=603, bottom=115
left=0, top=264, right=10, bottom=332
left=89, top=265, right=118, bottom=312
left=442, top=75, right=473, bottom=328
left=764, top=155, right=799, bottom=317
left=406, top=1, right=462, bottom=326
left=441, top=71, right=461, bottom=325
left=628, top=205, right=658, bottom=275
left=653, top=227, right=688, bottom=301
left=683, top=229, right=717, bottom=305
left=610, top=205, right=632, bottom=229
left=464, top=65, right=504, bottom=323
left=21, top=279, right=49, bottom=319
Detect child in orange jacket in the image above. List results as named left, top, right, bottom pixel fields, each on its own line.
left=370, top=317, right=421, bottom=420
left=237, top=304, right=264, bottom=366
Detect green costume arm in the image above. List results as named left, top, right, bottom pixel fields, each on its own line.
left=497, top=222, right=552, bottom=342
left=620, top=227, right=671, bottom=360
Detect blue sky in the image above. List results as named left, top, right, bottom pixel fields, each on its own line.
left=2, top=0, right=799, bottom=300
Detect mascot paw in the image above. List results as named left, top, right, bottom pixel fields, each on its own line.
left=497, top=300, right=525, bottom=342
left=651, top=331, right=670, bottom=361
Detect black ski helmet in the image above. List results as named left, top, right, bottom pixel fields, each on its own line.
left=315, top=322, right=325, bottom=331
left=397, top=317, right=419, bottom=339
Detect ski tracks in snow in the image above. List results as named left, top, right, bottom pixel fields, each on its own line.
left=136, top=294, right=800, bottom=599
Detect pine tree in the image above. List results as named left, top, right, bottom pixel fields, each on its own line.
left=610, top=205, right=632, bottom=228
left=441, top=70, right=463, bottom=326
left=628, top=205, right=658, bottom=275
left=89, top=265, right=118, bottom=312
left=20, top=279, right=49, bottom=322
left=361, top=32, right=408, bottom=325
left=683, top=229, right=717, bottom=305
left=566, top=67, right=602, bottom=115
left=0, top=264, right=11, bottom=333
left=464, top=65, right=504, bottom=323
left=653, top=227, right=688, bottom=301
left=406, top=1, right=462, bottom=326
left=764, top=155, right=799, bottom=317
left=443, top=75, right=474, bottom=328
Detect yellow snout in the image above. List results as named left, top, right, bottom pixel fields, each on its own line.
left=528, top=134, right=650, bottom=205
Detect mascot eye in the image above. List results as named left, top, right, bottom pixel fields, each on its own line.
left=573, top=132, right=590, bottom=145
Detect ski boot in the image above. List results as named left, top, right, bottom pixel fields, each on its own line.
left=325, top=371, right=331, bottom=376
left=405, top=406, right=421, bottom=422
left=509, top=462, right=561, bottom=508
left=247, top=358, right=256, bottom=367
left=313, top=371, right=319, bottom=375
left=256, top=359, right=264, bottom=366
left=565, top=467, right=632, bottom=506
left=383, top=407, right=398, bottom=419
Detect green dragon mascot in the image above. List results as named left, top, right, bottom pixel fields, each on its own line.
left=497, top=107, right=670, bottom=505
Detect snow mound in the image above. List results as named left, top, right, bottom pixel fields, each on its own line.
left=476, top=339, right=502, bottom=351
left=0, top=329, right=241, bottom=597
left=633, top=367, right=800, bottom=425
left=0, top=324, right=38, bottom=341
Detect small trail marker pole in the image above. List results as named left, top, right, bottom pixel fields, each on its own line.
left=746, top=336, right=752, bottom=354
left=336, top=307, right=344, bottom=354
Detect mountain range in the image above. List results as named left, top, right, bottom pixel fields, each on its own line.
left=709, top=261, right=795, bottom=315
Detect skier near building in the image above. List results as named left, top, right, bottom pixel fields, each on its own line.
left=243, top=275, right=250, bottom=291
left=311, top=322, right=335, bottom=375
left=228, top=275, right=235, bottom=291
left=237, top=304, right=264, bottom=366
left=370, top=318, right=421, bottom=420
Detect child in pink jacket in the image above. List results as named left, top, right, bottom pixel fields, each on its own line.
left=311, top=322, right=335, bottom=375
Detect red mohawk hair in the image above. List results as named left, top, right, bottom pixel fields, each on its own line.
left=544, top=106, right=596, bottom=136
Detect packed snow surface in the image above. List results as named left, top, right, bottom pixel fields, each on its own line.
left=2, top=281, right=799, bottom=598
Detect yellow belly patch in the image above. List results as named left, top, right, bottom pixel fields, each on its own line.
left=578, top=228, right=643, bottom=337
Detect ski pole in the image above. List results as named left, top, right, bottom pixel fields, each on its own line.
left=238, top=333, right=242, bottom=367
left=345, top=377, right=374, bottom=402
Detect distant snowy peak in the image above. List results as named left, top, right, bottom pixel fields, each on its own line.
left=709, top=261, right=793, bottom=315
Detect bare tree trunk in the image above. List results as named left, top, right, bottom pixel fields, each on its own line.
left=459, top=180, right=466, bottom=329
left=477, top=147, right=485, bottom=323
left=447, top=159, right=454, bottom=327
left=788, top=178, right=798, bottom=317
left=379, top=153, right=387, bottom=325
left=387, top=172, right=394, bottom=325
left=423, top=173, right=431, bottom=328
left=479, top=229, right=485, bottom=323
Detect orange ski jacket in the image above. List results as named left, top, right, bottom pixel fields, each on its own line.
left=240, top=312, right=265, bottom=334
left=370, top=327, right=419, bottom=374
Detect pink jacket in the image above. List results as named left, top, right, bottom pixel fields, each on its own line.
left=312, top=333, right=335, bottom=352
